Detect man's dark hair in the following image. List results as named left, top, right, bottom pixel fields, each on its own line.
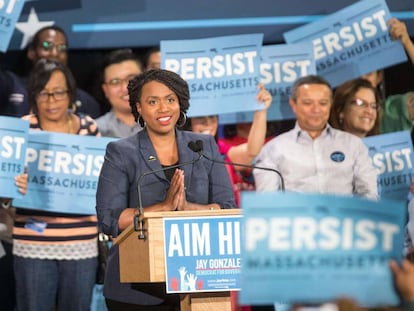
left=290, top=75, right=332, bottom=101
left=143, top=46, right=160, bottom=69
left=28, top=25, right=68, bottom=49
left=101, top=49, right=143, bottom=83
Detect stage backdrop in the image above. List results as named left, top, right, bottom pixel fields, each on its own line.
left=6, top=0, right=414, bottom=51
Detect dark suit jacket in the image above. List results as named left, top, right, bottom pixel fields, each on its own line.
left=96, top=129, right=235, bottom=305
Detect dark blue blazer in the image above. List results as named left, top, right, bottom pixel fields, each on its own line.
left=96, top=129, right=235, bottom=305
left=97, top=128, right=235, bottom=237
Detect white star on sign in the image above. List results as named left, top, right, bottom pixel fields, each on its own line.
left=15, top=7, right=55, bottom=49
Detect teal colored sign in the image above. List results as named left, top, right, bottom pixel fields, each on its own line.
left=0, top=116, right=28, bottom=199
left=13, top=131, right=116, bottom=214
left=284, top=0, right=408, bottom=87
left=364, top=131, right=414, bottom=201
left=164, top=215, right=242, bottom=293
left=240, top=192, right=406, bottom=307
left=0, top=0, right=25, bottom=51
left=219, top=42, right=316, bottom=124
left=161, top=33, right=263, bottom=117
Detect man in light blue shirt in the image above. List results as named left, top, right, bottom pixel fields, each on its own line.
left=254, top=75, right=378, bottom=200
left=96, top=49, right=143, bottom=138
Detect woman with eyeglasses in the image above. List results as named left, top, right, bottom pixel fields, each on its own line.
left=13, top=59, right=101, bottom=311
left=25, top=25, right=101, bottom=118
left=329, top=78, right=381, bottom=138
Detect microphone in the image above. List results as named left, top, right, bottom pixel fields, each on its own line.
left=187, top=139, right=285, bottom=192
left=135, top=150, right=202, bottom=240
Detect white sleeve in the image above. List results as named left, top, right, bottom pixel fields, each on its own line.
left=253, top=142, right=280, bottom=192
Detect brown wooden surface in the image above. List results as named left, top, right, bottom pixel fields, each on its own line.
left=114, top=209, right=240, bottom=310
left=180, top=292, right=232, bottom=311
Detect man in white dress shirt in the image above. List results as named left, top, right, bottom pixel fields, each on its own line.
left=253, top=75, right=377, bottom=200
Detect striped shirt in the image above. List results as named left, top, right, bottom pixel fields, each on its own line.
left=13, top=113, right=100, bottom=260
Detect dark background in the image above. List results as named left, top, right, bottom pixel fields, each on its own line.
left=1, top=0, right=413, bottom=101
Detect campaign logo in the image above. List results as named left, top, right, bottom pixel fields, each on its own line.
left=330, top=151, right=345, bottom=162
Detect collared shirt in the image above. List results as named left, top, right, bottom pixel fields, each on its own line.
left=96, top=110, right=142, bottom=138
left=13, top=113, right=100, bottom=260
left=254, top=123, right=378, bottom=200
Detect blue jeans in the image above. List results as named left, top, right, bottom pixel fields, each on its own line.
left=14, top=256, right=98, bottom=311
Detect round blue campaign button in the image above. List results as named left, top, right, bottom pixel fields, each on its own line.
left=330, top=151, right=345, bottom=162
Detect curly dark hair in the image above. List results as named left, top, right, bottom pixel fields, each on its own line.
left=128, top=69, right=190, bottom=127
left=28, top=58, right=77, bottom=114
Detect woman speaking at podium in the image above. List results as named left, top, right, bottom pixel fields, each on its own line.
left=96, top=69, right=236, bottom=310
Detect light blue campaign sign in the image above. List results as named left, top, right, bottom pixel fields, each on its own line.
left=163, top=215, right=242, bottom=293
left=219, top=43, right=316, bottom=124
left=363, top=131, right=414, bottom=201
left=13, top=132, right=116, bottom=214
left=0, top=116, right=28, bottom=199
left=0, top=0, right=25, bottom=52
left=161, top=33, right=263, bottom=117
left=283, top=0, right=407, bottom=87
left=240, top=192, right=406, bottom=307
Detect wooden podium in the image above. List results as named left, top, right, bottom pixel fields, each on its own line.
left=113, top=209, right=241, bottom=311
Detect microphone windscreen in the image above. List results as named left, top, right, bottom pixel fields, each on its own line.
left=195, top=140, right=203, bottom=152
left=187, top=141, right=199, bottom=153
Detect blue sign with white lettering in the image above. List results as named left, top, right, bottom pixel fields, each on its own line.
left=240, top=191, right=405, bottom=307
left=0, top=0, right=25, bottom=51
left=161, top=34, right=263, bottom=117
left=283, top=0, right=407, bottom=87
left=363, top=131, right=414, bottom=201
left=0, top=116, right=28, bottom=199
left=13, top=131, right=116, bottom=214
left=219, top=43, right=316, bottom=124
left=163, top=215, right=242, bottom=293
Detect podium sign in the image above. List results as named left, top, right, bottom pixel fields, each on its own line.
left=240, top=192, right=406, bottom=307
left=163, top=215, right=242, bottom=293
left=114, top=209, right=240, bottom=311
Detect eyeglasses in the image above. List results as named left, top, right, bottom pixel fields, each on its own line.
left=349, top=98, right=380, bottom=111
left=37, top=90, right=69, bottom=102
left=41, top=41, right=68, bottom=53
left=105, top=74, right=137, bottom=87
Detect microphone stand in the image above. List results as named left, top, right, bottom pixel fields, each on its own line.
left=201, top=152, right=285, bottom=192
left=189, top=140, right=285, bottom=192
left=135, top=154, right=202, bottom=240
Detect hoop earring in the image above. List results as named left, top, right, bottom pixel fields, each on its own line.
left=176, top=111, right=187, bottom=128
left=69, top=101, right=77, bottom=113
left=138, top=115, right=146, bottom=127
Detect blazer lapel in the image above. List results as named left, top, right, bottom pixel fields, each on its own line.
left=138, top=130, right=168, bottom=182
left=176, top=131, right=197, bottom=189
